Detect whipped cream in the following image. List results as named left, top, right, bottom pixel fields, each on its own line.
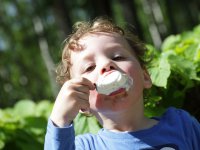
left=96, top=71, right=133, bottom=95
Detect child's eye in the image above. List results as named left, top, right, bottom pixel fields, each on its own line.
left=85, top=65, right=96, bottom=72
left=112, top=55, right=125, bottom=61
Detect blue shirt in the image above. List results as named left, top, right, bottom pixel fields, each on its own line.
left=44, top=107, right=200, bottom=150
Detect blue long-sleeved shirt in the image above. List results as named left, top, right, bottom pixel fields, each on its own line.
left=44, top=107, right=200, bottom=150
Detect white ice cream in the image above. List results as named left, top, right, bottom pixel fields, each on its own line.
left=96, top=71, right=133, bottom=95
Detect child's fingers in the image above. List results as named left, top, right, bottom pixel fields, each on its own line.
left=76, top=91, right=90, bottom=101
left=78, top=98, right=90, bottom=110
left=71, top=77, right=95, bottom=90
left=72, top=84, right=91, bottom=94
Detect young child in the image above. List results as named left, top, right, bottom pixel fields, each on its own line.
left=44, top=17, right=200, bottom=150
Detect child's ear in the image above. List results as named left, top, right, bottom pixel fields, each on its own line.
left=143, top=69, right=152, bottom=89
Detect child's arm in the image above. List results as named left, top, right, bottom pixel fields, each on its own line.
left=188, top=115, right=200, bottom=149
left=44, top=119, right=76, bottom=150
left=175, top=108, right=200, bottom=149
left=44, top=77, right=95, bottom=150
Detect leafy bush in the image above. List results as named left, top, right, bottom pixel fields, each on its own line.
left=0, top=100, right=100, bottom=150
left=0, top=25, right=199, bottom=149
left=0, top=100, right=53, bottom=150
left=145, top=24, right=200, bottom=116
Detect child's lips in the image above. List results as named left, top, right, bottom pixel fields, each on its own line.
left=109, top=88, right=126, bottom=96
left=95, top=88, right=127, bottom=102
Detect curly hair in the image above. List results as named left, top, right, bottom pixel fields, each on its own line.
left=56, top=17, right=148, bottom=85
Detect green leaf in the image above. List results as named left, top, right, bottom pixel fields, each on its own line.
left=144, top=95, right=162, bottom=108
left=161, top=35, right=181, bottom=51
left=74, top=113, right=101, bottom=135
left=0, top=132, right=6, bottom=150
left=0, top=100, right=51, bottom=150
left=13, top=100, right=36, bottom=118
left=168, top=54, right=200, bottom=81
left=181, top=43, right=200, bottom=62
left=148, top=53, right=171, bottom=88
left=14, top=129, right=43, bottom=150
left=144, top=106, right=165, bottom=117
left=193, top=25, right=200, bottom=34
left=0, top=140, right=5, bottom=150
left=35, top=100, right=53, bottom=118
left=0, top=109, right=20, bottom=128
left=24, top=116, right=47, bottom=135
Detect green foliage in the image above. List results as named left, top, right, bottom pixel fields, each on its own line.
left=74, top=114, right=101, bottom=135
left=0, top=100, right=53, bottom=150
left=145, top=24, right=200, bottom=115
left=0, top=99, right=101, bottom=150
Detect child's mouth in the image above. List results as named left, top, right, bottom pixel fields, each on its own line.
left=109, top=88, right=126, bottom=96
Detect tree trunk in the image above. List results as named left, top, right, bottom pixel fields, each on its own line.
left=53, top=0, right=72, bottom=37
left=118, top=0, right=144, bottom=40
left=33, top=16, right=59, bottom=97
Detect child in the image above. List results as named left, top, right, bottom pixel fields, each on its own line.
left=44, top=17, right=200, bottom=150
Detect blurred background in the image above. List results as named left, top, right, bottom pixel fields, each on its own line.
left=0, top=0, right=199, bottom=108
left=0, top=0, right=200, bottom=149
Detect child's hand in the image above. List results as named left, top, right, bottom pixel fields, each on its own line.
left=50, top=77, right=95, bottom=127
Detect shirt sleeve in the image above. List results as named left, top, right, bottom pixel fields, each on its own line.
left=44, top=119, right=76, bottom=150
left=190, top=116, right=200, bottom=149
left=176, top=108, right=200, bottom=149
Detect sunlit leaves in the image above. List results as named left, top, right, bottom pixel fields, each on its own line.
left=148, top=52, right=171, bottom=88
left=148, top=24, right=200, bottom=88
left=0, top=100, right=52, bottom=150
left=146, top=24, right=200, bottom=112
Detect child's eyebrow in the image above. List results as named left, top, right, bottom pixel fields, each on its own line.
left=77, top=43, right=126, bottom=62
left=80, top=53, right=95, bottom=62
left=105, top=44, right=124, bottom=50
left=75, top=53, right=95, bottom=70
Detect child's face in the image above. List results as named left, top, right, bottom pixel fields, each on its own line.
left=70, top=32, right=152, bottom=115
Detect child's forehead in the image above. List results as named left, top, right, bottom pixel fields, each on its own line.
left=78, top=32, right=123, bottom=43
left=75, top=32, right=130, bottom=52
left=70, top=32, right=135, bottom=59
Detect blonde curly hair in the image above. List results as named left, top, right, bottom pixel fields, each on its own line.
left=56, top=17, right=148, bottom=85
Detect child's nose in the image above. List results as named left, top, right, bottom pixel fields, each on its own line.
left=101, top=63, right=116, bottom=74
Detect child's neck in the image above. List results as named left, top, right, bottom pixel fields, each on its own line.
left=105, top=117, right=157, bottom=132
left=99, top=107, right=158, bottom=132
